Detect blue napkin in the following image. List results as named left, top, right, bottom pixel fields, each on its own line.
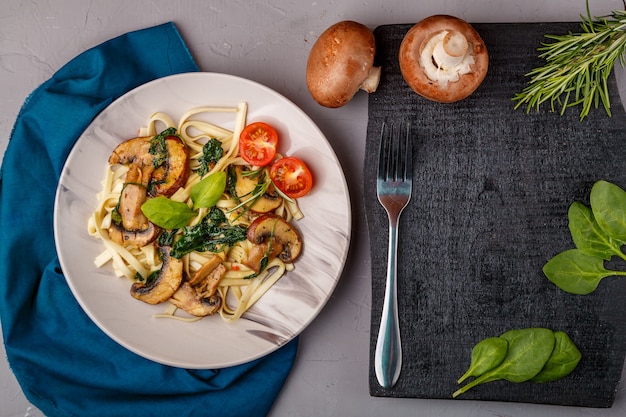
left=0, top=22, right=297, bottom=417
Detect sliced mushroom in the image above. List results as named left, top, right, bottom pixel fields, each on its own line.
left=306, top=20, right=381, bottom=108
left=148, top=136, right=190, bottom=197
left=244, top=241, right=284, bottom=274
left=109, top=136, right=153, bottom=167
left=246, top=214, right=302, bottom=266
left=110, top=135, right=190, bottom=197
left=169, top=282, right=222, bottom=317
left=399, top=15, right=488, bottom=103
left=108, top=134, right=190, bottom=246
left=188, top=254, right=223, bottom=286
left=108, top=222, right=161, bottom=248
left=195, top=263, right=227, bottom=298
left=233, top=166, right=282, bottom=213
left=130, top=246, right=183, bottom=305
left=118, top=183, right=150, bottom=231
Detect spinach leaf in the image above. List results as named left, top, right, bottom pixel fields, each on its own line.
left=543, top=248, right=626, bottom=295
left=568, top=201, right=624, bottom=261
left=453, top=328, right=555, bottom=398
left=170, top=206, right=247, bottom=258
left=590, top=179, right=626, bottom=242
left=457, top=337, right=508, bottom=384
left=141, top=196, right=196, bottom=229
left=544, top=180, right=626, bottom=294
left=190, top=171, right=226, bottom=210
left=195, top=138, right=224, bottom=177
left=149, top=127, right=177, bottom=168
left=531, top=331, right=581, bottom=383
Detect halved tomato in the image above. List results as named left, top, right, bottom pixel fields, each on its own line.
left=239, top=122, right=278, bottom=166
left=270, top=157, right=313, bottom=199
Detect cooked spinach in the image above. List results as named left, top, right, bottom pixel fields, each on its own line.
left=544, top=180, right=626, bottom=294
left=170, top=206, right=247, bottom=258
left=453, top=328, right=579, bottom=398
left=149, top=127, right=177, bottom=168
left=195, top=138, right=224, bottom=177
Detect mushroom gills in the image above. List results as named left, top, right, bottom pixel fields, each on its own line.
left=130, top=246, right=183, bottom=305
left=108, top=221, right=160, bottom=248
left=420, top=30, right=475, bottom=87
left=245, top=214, right=302, bottom=273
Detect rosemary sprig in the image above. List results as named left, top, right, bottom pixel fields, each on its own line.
left=513, top=2, right=626, bottom=121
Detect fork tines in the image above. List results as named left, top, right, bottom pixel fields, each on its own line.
left=378, top=121, right=412, bottom=183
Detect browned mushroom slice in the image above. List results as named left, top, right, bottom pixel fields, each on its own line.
left=109, top=136, right=153, bottom=166
left=246, top=214, right=302, bottom=272
left=130, top=246, right=183, bottom=305
left=108, top=222, right=161, bottom=248
left=197, top=263, right=227, bottom=297
left=188, top=255, right=223, bottom=286
left=118, top=182, right=150, bottom=231
left=110, top=135, right=190, bottom=197
left=233, top=166, right=282, bottom=213
left=306, top=20, right=381, bottom=108
left=244, top=242, right=283, bottom=274
left=399, top=15, right=488, bottom=103
left=148, top=136, right=190, bottom=197
left=108, top=134, right=190, bottom=247
left=169, top=282, right=222, bottom=317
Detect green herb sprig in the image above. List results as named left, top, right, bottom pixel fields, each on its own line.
left=513, top=1, right=626, bottom=121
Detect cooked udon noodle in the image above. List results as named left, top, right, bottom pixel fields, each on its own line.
left=87, top=103, right=303, bottom=322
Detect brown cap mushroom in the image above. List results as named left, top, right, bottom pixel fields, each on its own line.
left=306, top=20, right=381, bottom=108
left=398, top=15, right=488, bottom=103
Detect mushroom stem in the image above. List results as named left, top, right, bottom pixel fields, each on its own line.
left=419, top=30, right=475, bottom=86
left=360, top=66, right=381, bottom=93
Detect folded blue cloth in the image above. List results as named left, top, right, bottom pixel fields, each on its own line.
left=0, top=22, right=297, bottom=417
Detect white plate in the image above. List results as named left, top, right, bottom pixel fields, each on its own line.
left=53, top=72, right=351, bottom=369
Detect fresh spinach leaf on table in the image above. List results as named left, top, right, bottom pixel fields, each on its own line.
left=457, top=337, right=508, bottom=384
left=531, top=331, right=582, bottom=383
left=453, top=328, right=580, bottom=398
left=544, top=180, right=626, bottom=294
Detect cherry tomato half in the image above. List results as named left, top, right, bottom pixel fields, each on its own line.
left=270, top=157, right=313, bottom=199
left=239, top=122, right=278, bottom=166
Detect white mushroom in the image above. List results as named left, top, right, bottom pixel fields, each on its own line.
left=399, top=15, right=488, bottom=103
left=306, top=20, right=381, bottom=108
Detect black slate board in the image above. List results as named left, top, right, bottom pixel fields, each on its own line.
left=365, top=22, right=626, bottom=407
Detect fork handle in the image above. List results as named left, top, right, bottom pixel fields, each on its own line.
left=374, top=219, right=402, bottom=388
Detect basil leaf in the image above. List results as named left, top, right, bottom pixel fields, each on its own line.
left=190, top=171, right=226, bottom=210
left=568, top=201, right=622, bottom=260
left=590, top=180, right=626, bottom=242
left=141, top=196, right=196, bottom=229
left=542, top=248, right=622, bottom=295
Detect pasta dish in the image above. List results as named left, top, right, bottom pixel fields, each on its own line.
left=87, top=103, right=313, bottom=322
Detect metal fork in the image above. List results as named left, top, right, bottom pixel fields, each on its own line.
left=374, top=120, right=412, bottom=389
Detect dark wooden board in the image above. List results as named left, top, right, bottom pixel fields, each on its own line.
left=364, top=22, right=626, bottom=407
